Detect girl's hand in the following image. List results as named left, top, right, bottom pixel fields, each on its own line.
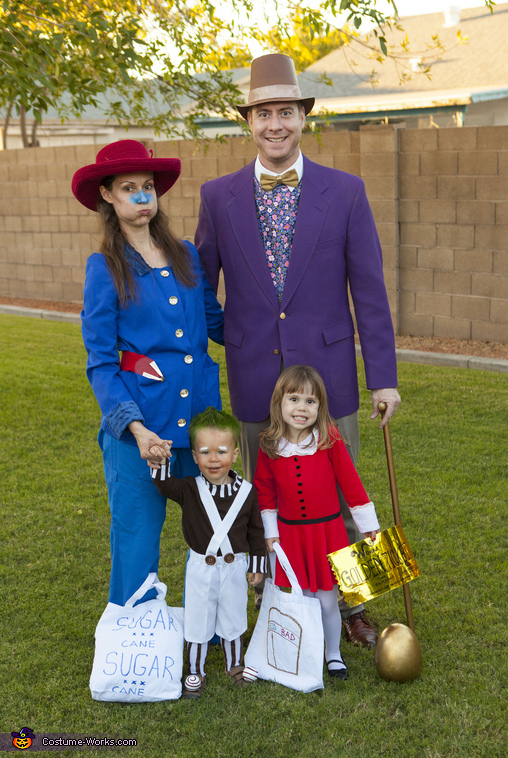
left=364, top=529, right=380, bottom=543
left=265, top=537, right=281, bottom=552
left=247, top=572, right=264, bottom=587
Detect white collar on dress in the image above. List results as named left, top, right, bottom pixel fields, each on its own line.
left=277, top=428, right=319, bottom=457
left=254, top=152, right=303, bottom=189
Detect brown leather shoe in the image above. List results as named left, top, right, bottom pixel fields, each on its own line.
left=342, top=610, right=377, bottom=648
left=226, top=665, right=247, bottom=688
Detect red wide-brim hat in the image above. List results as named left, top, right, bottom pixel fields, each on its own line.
left=72, top=140, right=181, bottom=211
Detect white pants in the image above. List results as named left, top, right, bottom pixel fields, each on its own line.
left=184, top=550, right=248, bottom=643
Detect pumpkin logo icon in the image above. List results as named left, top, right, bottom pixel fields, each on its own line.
left=11, top=727, right=35, bottom=750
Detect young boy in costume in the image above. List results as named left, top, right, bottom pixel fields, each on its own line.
left=149, top=406, right=265, bottom=699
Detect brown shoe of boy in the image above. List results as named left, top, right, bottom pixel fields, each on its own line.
left=226, top=665, right=247, bottom=688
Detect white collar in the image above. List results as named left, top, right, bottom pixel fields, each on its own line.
left=277, top=428, right=319, bottom=457
left=200, top=470, right=243, bottom=498
left=255, top=152, right=303, bottom=189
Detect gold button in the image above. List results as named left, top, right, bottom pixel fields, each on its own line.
left=161, top=270, right=170, bottom=277
left=169, top=296, right=178, bottom=305
left=180, top=389, right=189, bottom=398
left=184, top=355, right=193, bottom=364
left=279, top=312, right=286, bottom=319
left=273, top=349, right=280, bottom=355
left=177, top=418, right=187, bottom=427
left=175, top=329, right=184, bottom=338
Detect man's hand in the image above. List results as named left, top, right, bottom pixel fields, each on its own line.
left=370, top=388, right=401, bottom=428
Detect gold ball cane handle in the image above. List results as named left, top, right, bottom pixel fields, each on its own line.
left=378, top=401, right=387, bottom=415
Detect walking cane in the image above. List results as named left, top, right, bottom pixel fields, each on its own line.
left=378, top=402, right=415, bottom=632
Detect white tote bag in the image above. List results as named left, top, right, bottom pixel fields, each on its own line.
left=244, top=543, right=324, bottom=693
left=90, top=573, right=184, bottom=702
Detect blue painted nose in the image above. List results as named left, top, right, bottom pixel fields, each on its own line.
left=132, top=190, right=150, bottom=204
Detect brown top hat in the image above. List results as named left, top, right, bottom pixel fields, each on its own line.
left=236, top=53, right=315, bottom=120
left=72, top=139, right=181, bottom=212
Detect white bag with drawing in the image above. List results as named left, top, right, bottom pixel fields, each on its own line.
left=90, top=573, right=184, bottom=702
left=244, top=543, right=324, bottom=693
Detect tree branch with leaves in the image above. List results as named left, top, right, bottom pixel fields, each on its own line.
left=0, top=0, right=497, bottom=147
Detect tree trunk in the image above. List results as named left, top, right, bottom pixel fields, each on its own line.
left=19, top=104, right=40, bottom=147
left=2, top=102, right=13, bottom=149
left=31, top=118, right=39, bottom=148
left=20, top=105, right=30, bottom=147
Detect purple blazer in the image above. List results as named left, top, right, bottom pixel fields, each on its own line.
left=195, top=156, right=397, bottom=423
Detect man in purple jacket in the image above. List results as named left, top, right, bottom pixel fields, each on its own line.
left=195, top=53, right=401, bottom=648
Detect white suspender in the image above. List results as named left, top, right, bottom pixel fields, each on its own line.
left=196, top=476, right=251, bottom=557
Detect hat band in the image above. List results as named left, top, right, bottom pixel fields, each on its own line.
left=248, top=84, right=303, bottom=105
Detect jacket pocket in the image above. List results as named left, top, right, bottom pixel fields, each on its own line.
left=315, top=235, right=345, bottom=252
left=322, top=318, right=355, bottom=346
left=224, top=324, right=244, bottom=348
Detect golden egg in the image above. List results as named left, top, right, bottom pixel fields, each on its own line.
left=375, top=623, right=422, bottom=683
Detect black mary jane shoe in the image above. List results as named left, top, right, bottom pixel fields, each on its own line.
left=327, top=659, right=349, bottom=680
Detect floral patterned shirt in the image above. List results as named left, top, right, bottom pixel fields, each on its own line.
left=254, top=179, right=302, bottom=302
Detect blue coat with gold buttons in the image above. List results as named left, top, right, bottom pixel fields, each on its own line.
left=81, top=241, right=224, bottom=448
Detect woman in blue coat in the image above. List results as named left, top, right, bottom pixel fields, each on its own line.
left=72, top=140, right=224, bottom=605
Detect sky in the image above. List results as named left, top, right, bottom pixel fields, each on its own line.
left=240, top=1, right=494, bottom=57
left=376, top=0, right=493, bottom=19
left=150, top=1, right=496, bottom=68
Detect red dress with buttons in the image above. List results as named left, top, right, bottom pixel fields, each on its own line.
left=254, top=438, right=370, bottom=592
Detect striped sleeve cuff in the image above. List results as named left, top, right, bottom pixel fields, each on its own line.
left=150, top=459, right=171, bottom=482
left=248, top=554, right=267, bottom=574
left=261, top=509, right=279, bottom=539
left=350, top=501, right=380, bottom=534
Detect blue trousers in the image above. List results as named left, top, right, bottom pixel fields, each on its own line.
left=99, top=430, right=198, bottom=605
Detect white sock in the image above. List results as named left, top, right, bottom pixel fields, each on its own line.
left=187, top=641, right=209, bottom=677
left=221, top=635, right=243, bottom=671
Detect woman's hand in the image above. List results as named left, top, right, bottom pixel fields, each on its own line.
left=364, top=529, right=380, bottom=542
left=128, top=421, right=172, bottom=466
left=265, top=537, right=281, bottom=552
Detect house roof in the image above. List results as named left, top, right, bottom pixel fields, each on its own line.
left=300, top=3, right=508, bottom=116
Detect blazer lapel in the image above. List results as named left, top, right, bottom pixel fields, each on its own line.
left=280, top=158, right=329, bottom=310
left=227, top=162, right=280, bottom=312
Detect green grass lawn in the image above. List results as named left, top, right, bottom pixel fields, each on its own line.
left=0, top=315, right=506, bottom=757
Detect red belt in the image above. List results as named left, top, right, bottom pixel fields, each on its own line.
left=120, top=351, right=164, bottom=381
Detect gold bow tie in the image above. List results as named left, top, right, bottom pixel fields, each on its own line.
left=259, top=169, right=299, bottom=191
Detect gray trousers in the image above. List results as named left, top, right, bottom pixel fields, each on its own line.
left=239, top=412, right=364, bottom=620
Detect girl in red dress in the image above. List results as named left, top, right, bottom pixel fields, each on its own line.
left=254, top=365, right=380, bottom=679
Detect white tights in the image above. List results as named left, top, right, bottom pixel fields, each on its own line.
left=303, top=587, right=346, bottom=671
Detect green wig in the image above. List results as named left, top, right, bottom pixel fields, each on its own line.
left=188, top=406, right=241, bottom=449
